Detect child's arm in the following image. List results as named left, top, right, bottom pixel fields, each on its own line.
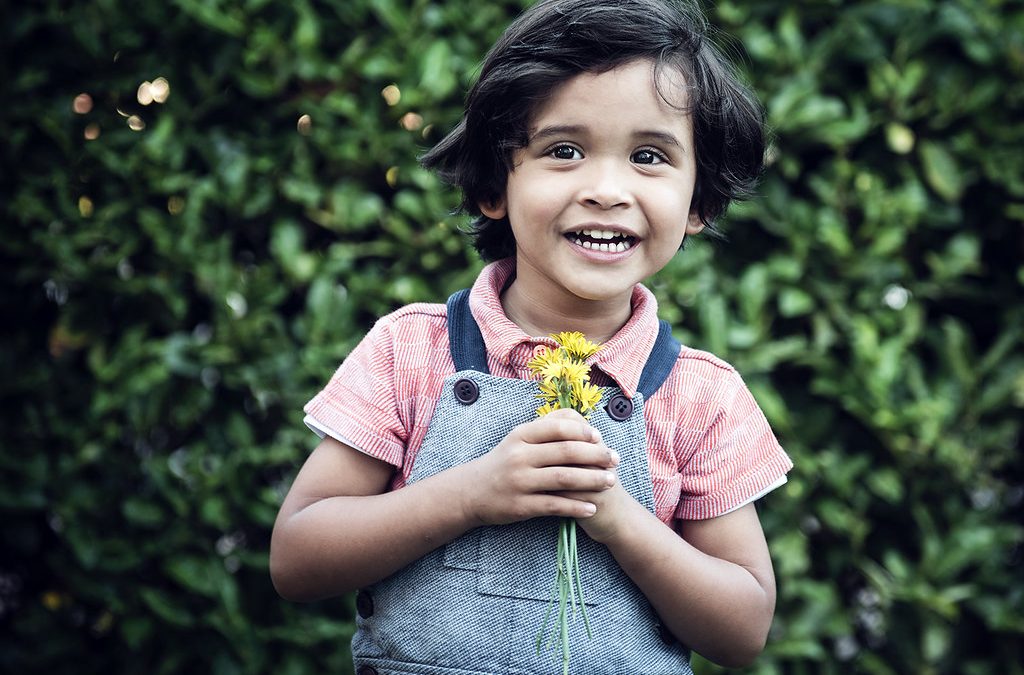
left=270, top=409, right=618, bottom=602
left=575, top=485, right=775, bottom=668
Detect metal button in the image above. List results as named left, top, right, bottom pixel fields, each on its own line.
left=454, top=378, right=479, bottom=405
left=606, top=393, right=633, bottom=421
left=356, top=590, right=374, bottom=619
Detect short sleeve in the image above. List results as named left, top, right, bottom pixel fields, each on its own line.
left=675, top=370, right=793, bottom=520
left=303, top=318, right=407, bottom=468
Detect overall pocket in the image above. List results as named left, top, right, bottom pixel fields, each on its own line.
left=474, top=517, right=613, bottom=605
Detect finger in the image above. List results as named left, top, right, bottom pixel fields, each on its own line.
left=531, top=466, right=617, bottom=493
left=518, top=494, right=598, bottom=521
left=516, top=414, right=602, bottom=445
left=542, top=407, right=587, bottom=422
left=531, top=440, right=620, bottom=469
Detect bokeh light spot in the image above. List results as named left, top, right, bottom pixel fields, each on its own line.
left=137, top=81, right=154, bottom=105
left=150, top=77, right=170, bottom=103
left=381, top=84, right=401, bottom=106
left=73, top=93, right=93, bottom=114
left=297, top=114, right=312, bottom=135
left=400, top=112, right=423, bottom=131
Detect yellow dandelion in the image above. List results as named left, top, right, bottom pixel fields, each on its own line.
left=536, top=402, right=560, bottom=417
left=554, top=359, right=591, bottom=387
left=527, top=345, right=555, bottom=372
left=537, top=379, right=561, bottom=404
left=529, top=349, right=565, bottom=380
left=551, top=331, right=601, bottom=360
left=572, top=381, right=603, bottom=415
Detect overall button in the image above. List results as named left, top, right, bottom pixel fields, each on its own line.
left=606, top=394, right=633, bottom=421
left=454, top=378, right=479, bottom=405
left=531, top=344, right=550, bottom=359
left=356, top=590, right=374, bottom=618
left=356, top=667, right=378, bottom=675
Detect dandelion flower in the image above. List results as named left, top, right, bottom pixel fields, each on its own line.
left=572, top=381, right=603, bottom=416
left=527, top=332, right=603, bottom=674
left=552, top=332, right=601, bottom=360
left=536, top=402, right=560, bottom=417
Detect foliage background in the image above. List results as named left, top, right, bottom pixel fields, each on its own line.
left=3, top=0, right=1023, bottom=673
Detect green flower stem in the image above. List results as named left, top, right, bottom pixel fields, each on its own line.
left=537, top=516, right=592, bottom=675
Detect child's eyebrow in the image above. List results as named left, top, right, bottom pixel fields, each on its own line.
left=528, top=124, right=684, bottom=151
left=633, top=130, right=684, bottom=150
left=528, top=124, right=586, bottom=144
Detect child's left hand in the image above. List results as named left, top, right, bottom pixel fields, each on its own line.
left=561, top=456, right=644, bottom=544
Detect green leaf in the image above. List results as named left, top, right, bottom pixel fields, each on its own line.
left=919, top=140, right=964, bottom=202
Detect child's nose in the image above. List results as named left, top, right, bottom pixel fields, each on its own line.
left=577, top=160, right=634, bottom=210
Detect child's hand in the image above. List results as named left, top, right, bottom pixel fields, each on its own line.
left=569, top=479, right=640, bottom=544
left=458, top=408, right=620, bottom=526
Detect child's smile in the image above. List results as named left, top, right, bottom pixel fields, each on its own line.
left=565, top=226, right=638, bottom=255
left=482, top=58, right=703, bottom=340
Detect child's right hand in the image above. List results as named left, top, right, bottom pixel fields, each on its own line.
left=456, top=408, right=620, bottom=527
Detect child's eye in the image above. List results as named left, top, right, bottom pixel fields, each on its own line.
left=549, top=145, right=582, bottom=160
left=632, top=149, right=666, bottom=165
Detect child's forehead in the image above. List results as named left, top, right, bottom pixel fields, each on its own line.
left=525, top=60, right=691, bottom=127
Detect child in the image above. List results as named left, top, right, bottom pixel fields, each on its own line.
left=271, top=0, right=793, bottom=672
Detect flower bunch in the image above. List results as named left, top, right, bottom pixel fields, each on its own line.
left=528, top=332, right=602, bottom=674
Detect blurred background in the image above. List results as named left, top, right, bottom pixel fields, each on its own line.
left=3, top=0, right=1023, bottom=673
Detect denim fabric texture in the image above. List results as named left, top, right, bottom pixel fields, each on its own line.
left=350, top=292, right=693, bottom=674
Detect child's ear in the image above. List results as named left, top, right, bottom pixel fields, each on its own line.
left=479, top=196, right=507, bottom=220
left=685, top=210, right=705, bottom=235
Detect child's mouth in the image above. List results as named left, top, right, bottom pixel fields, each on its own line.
left=565, top=228, right=638, bottom=253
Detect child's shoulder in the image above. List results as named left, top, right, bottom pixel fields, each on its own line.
left=381, top=301, right=448, bottom=323
left=661, top=344, right=746, bottom=404
left=374, top=301, right=448, bottom=332
left=675, top=345, right=738, bottom=375
left=367, top=301, right=451, bottom=350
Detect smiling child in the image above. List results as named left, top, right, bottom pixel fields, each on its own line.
left=271, top=1, right=793, bottom=673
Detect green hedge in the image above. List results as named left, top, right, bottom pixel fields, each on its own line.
left=4, top=0, right=1022, bottom=673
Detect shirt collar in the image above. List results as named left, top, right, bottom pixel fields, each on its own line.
left=467, top=258, right=661, bottom=399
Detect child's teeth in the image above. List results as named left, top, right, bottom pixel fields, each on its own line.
left=572, top=231, right=635, bottom=252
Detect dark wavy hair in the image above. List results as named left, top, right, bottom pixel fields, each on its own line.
left=420, top=0, right=766, bottom=262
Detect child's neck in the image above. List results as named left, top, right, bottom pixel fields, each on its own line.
left=500, top=279, right=633, bottom=345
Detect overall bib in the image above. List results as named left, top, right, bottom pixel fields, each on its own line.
left=351, top=290, right=694, bottom=675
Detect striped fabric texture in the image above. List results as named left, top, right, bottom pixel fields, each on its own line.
left=304, top=258, right=793, bottom=523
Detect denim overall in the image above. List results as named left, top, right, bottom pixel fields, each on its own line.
left=351, top=290, right=693, bottom=675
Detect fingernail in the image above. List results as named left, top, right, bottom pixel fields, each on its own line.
left=584, top=503, right=597, bottom=515
left=605, top=471, right=616, bottom=487
left=610, top=450, right=620, bottom=465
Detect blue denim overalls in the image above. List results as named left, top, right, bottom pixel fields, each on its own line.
left=351, top=290, right=693, bottom=674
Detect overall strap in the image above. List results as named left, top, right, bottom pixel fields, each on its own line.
left=636, top=320, right=681, bottom=398
left=446, top=289, right=490, bottom=374
left=445, top=289, right=680, bottom=396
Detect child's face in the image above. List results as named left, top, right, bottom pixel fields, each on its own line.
left=481, top=59, right=702, bottom=313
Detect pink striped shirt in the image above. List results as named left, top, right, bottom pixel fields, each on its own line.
left=304, top=258, right=792, bottom=524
